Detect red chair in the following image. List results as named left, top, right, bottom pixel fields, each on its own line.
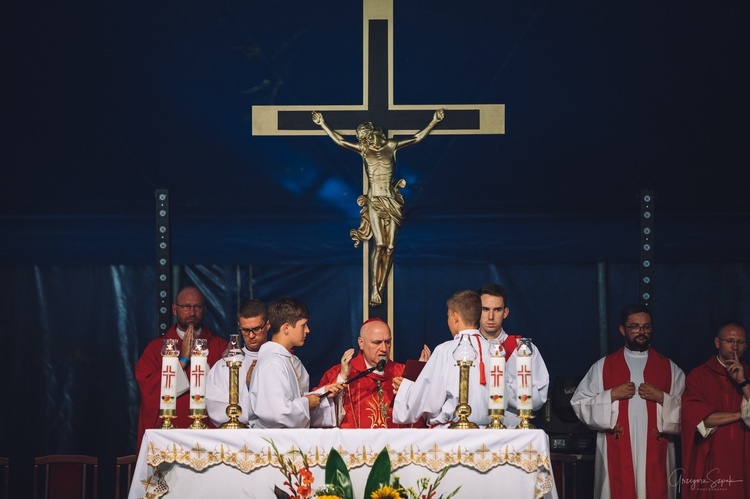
left=33, top=455, right=98, bottom=499
left=550, top=453, right=578, bottom=499
left=114, top=455, right=137, bottom=499
left=0, top=457, right=8, bottom=499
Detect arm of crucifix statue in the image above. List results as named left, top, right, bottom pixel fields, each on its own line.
left=312, top=111, right=360, bottom=153
left=395, top=109, right=445, bottom=150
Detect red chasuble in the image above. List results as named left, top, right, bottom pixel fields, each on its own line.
left=602, top=347, right=672, bottom=499
left=135, top=325, right=227, bottom=450
left=316, top=352, right=425, bottom=428
left=681, top=356, right=750, bottom=499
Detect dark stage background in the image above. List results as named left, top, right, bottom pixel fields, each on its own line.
left=3, top=0, right=749, bottom=497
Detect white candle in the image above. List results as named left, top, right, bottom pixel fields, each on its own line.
left=488, top=354, right=505, bottom=410
left=189, top=355, right=208, bottom=410
left=160, top=355, right=179, bottom=410
left=516, top=355, right=533, bottom=410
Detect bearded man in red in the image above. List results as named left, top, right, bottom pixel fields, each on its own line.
left=681, top=321, right=750, bottom=499
left=134, top=286, right=227, bottom=450
left=571, top=304, right=685, bottom=499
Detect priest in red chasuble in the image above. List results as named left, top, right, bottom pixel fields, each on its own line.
left=315, top=318, right=430, bottom=428
left=134, top=286, right=228, bottom=450
left=681, top=321, right=750, bottom=499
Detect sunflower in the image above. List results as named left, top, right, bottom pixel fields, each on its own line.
left=370, top=486, right=402, bottom=499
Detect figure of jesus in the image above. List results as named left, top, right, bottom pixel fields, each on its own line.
left=312, top=109, right=444, bottom=306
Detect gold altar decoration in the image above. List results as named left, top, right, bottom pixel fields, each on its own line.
left=145, top=440, right=552, bottom=477
left=449, top=333, right=479, bottom=429
left=219, top=334, right=248, bottom=429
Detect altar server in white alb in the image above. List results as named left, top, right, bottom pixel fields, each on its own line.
left=247, top=297, right=344, bottom=428
left=477, top=283, right=549, bottom=427
left=570, top=304, right=685, bottom=499
left=392, top=289, right=491, bottom=427
left=205, top=299, right=269, bottom=426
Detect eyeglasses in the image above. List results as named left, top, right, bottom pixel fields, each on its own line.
left=624, top=324, right=653, bottom=333
left=717, top=338, right=748, bottom=347
left=239, top=323, right=266, bottom=336
left=175, top=304, right=205, bottom=312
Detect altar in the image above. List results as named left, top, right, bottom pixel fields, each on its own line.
left=129, top=428, right=557, bottom=498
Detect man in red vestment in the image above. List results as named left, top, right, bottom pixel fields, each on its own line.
left=135, top=286, right=228, bottom=450
left=681, top=321, right=750, bottom=499
left=315, top=318, right=429, bottom=428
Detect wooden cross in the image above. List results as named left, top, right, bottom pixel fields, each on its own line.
left=252, top=0, right=504, bottom=326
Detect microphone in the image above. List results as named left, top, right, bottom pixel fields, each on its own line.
left=319, top=357, right=387, bottom=397
left=375, top=357, right=387, bottom=371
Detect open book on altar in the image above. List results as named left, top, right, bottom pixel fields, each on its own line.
left=401, top=359, right=426, bottom=382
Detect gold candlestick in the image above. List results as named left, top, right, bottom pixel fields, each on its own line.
left=516, top=408, right=536, bottom=429
left=487, top=408, right=506, bottom=429
left=449, top=359, right=479, bottom=429
left=157, top=409, right=176, bottom=429
left=220, top=360, right=248, bottom=429
left=188, top=408, right=208, bottom=429
left=449, top=333, right=479, bottom=430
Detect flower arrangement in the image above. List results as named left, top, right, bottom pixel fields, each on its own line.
left=267, top=440, right=460, bottom=499
left=265, top=438, right=315, bottom=499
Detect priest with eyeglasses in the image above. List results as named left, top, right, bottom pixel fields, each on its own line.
left=205, top=299, right=270, bottom=426
left=571, top=304, right=685, bottom=499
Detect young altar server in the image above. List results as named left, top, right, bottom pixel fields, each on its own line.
left=247, top=297, right=344, bottom=428
left=392, top=289, right=488, bottom=427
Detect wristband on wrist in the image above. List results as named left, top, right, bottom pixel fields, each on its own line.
left=738, top=378, right=750, bottom=388
left=179, top=355, right=190, bottom=364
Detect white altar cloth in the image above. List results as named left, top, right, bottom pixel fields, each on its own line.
left=130, top=428, right=557, bottom=498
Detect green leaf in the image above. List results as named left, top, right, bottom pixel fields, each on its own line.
left=324, top=449, right=353, bottom=499
left=364, top=448, right=391, bottom=499
left=273, top=485, right=291, bottom=499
